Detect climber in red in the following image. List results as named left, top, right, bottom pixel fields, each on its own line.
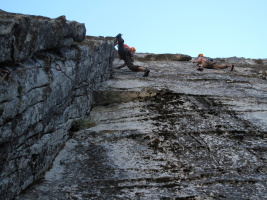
left=116, top=44, right=136, bottom=70
left=115, top=34, right=150, bottom=77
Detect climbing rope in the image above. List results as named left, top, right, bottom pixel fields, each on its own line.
left=0, top=69, right=11, bottom=84
left=33, top=56, right=75, bottom=83
left=52, top=63, right=76, bottom=83
left=0, top=57, right=76, bottom=85
left=0, top=56, right=106, bottom=103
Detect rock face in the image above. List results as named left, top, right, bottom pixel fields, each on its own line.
left=0, top=10, right=85, bottom=64
left=114, top=52, right=192, bottom=62
left=135, top=53, right=192, bottom=61
left=0, top=11, right=114, bottom=200
left=2, top=10, right=267, bottom=200
left=17, top=57, right=267, bottom=199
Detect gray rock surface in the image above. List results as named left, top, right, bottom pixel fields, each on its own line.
left=0, top=11, right=114, bottom=200
left=0, top=10, right=85, bottom=64
left=17, top=57, right=267, bottom=199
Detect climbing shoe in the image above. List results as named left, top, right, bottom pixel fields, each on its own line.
left=197, top=67, right=203, bottom=71
left=143, top=68, right=150, bottom=77
left=230, top=64, right=235, bottom=71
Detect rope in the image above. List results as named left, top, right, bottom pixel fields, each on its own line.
left=0, top=58, right=76, bottom=85
left=51, top=63, right=76, bottom=84
left=0, top=57, right=93, bottom=99
left=0, top=69, right=10, bottom=84
left=32, top=56, right=43, bottom=68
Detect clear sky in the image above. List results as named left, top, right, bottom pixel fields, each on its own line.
left=1, top=0, right=266, bottom=59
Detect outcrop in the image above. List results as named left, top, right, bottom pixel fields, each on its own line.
left=0, top=10, right=114, bottom=200
left=0, top=10, right=85, bottom=64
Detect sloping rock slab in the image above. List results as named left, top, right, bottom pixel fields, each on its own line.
left=17, top=58, right=267, bottom=199
left=136, top=53, right=192, bottom=61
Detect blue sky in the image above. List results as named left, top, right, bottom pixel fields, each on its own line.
left=1, top=0, right=266, bottom=58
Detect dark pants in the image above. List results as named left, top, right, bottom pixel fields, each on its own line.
left=117, top=40, right=139, bottom=72
left=204, top=60, right=214, bottom=69
left=117, top=40, right=127, bottom=58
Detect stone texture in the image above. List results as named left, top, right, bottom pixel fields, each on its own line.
left=2, top=10, right=267, bottom=200
left=135, top=53, right=192, bottom=61
left=16, top=57, right=267, bottom=199
left=0, top=10, right=86, bottom=64
left=114, top=52, right=192, bottom=62
left=0, top=11, right=114, bottom=200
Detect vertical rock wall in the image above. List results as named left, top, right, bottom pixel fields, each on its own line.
left=0, top=10, right=114, bottom=200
